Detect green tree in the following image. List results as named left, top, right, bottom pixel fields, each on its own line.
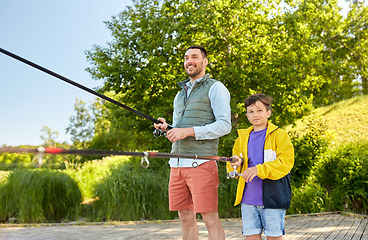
left=40, top=126, right=59, bottom=147
left=85, top=0, right=356, bottom=155
left=66, top=98, right=98, bottom=148
left=345, top=0, right=368, bottom=94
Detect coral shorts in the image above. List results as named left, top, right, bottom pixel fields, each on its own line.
left=168, top=161, right=219, bottom=213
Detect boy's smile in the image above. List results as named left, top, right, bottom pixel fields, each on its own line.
left=246, top=100, right=271, bottom=131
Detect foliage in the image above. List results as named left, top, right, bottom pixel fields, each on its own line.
left=0, top=171, right=9, bottom=182
left=0, top=151, right=35, bottom=170
left=288, top=116, right=331, bottom=188
left=0, top=169, right=81, bottom=223
left=90, top=160, right=175, bottom=221
left=85, top=0, right=352, bottom=154
left=344, top=0, right=368, bottom=95
left=289, top=95, right=368, bottom=145
left=65, top=156, right=129, bottom=200
left=0, top=146, right=69, bottom=170
left=218, top=162, right=241, bottom=218
left=66, top=98, right=99, bottom=149
left=314, top=140, right=368, bottom=214
left=288, top=180, right=332, bottom=214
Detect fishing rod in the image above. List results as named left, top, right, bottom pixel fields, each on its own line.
left=0, top=47, right=171, bottom=136
left=0, top=147, right=238, bottom=170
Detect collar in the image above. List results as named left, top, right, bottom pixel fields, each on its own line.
left=177, top=73, right=211, bottom=89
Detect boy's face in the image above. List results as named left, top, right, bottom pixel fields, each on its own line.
left=246, top=101, right=271, bottom=131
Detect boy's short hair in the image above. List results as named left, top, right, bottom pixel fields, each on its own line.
left=186, top=45, right=208, bottom=59
left=244, top=93, right=273, bottom=111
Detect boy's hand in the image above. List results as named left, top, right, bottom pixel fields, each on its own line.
left=242, top=166, right=258, bottom=183
left=230, top=155, right=243, bottom=169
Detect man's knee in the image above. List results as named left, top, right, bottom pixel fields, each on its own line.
left=178, top=209, right=196, bottom=223
left=201, top=212, right=220, bottom=227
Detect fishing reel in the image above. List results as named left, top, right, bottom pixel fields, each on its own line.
left=153, top=128, right=166, bottom=138
left=153, top=124, right=172, bottom=138
left=227, top=168, right=242, bottom=179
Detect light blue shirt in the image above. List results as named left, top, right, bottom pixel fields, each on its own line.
left=169, top=77, right=231, bottom=167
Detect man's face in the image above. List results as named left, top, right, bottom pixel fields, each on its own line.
left=184, top=48, right=208, bottom=79
left=246, top=101, right=271, bottom=131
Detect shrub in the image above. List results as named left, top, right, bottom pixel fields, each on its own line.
left=0, top=152, right=66, bottom=170
left=0, top=169, right=81, bottom=223
left=91, top=160, right=176, bottom=221
left=65, top=156, right=128, bottom=200
left=218, top=162, right=241, bottom=218
left=314, top=140, right=368, bottom=214
left=289, top=116, right=330, bottom=188
left=288, top=179, right=332, bottom=214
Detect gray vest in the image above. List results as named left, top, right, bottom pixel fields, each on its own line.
left=171, top=74, right=219, bottom=156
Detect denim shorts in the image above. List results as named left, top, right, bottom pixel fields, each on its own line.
left=241, top=203, right=286, bottom=237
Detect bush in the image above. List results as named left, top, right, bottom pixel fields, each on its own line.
left=288, top=179, right=332, bottom=214
left=289, top=116, right=330, bottom=188
left=65, top=156, right=128, bottom=200
left=218, top=162, right=241, bottom=218
left=91, top=160, right=176, bottom=221
left=0, top=169, right=81, bottom=223
left=0, top=151, right=67, bottom=170
left=0, top=152, right=35, bottom=170
left=314, top=140, right=368, bottom=214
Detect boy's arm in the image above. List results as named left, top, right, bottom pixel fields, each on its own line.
left=256, top=130, right=294, bottom=180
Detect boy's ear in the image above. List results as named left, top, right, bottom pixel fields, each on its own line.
left=267, top=110, right=272, bottom=118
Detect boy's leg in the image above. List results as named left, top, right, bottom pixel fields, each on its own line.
left=260, top=208, right=286, bottom=238
left=241, top=204, right=263, bottom=237
left=246, top=235, right=262, bottom=240
left=267, top=237, right=282, bottom=240
left=178, top=209, right=199, bottom=240
left=201, top=211, right=225, bottom=240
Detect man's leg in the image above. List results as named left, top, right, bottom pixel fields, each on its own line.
left=178, top=209, right=199, bottom=240
left=201, top=211, right=225, bottom=240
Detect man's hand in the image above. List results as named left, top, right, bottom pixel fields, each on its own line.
left=166, top=128, right=195, bottom=143
left=154, top=117, right=169, bottom=131
left=242, top=166, right=258, bottom=183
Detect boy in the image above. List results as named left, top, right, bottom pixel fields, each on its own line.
left=227, top=93, right=294, bottom=240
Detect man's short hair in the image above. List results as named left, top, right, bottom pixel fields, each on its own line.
left=186, top=45, right=208, bottom=59
left=244, top=93, right=273, bottom=111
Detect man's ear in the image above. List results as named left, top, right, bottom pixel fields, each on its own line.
left=203, top=58, right=208, bottom=67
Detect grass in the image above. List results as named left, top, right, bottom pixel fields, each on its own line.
left=286, top=95, right=368, bottom=145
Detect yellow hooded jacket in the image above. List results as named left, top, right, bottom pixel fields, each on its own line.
left=227, top=121, right=294, bottom=209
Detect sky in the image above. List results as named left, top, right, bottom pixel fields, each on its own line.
left=0, top=0, right=133, bottom=146
left=0, top=0, right=351, bottom=147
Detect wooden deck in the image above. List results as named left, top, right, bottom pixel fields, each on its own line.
left=282, top=212, right=368, bottom=239
left=0, top=211, right=367, bottom=239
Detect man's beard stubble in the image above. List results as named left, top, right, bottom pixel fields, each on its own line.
left=186, top=62, right=204, bottom=79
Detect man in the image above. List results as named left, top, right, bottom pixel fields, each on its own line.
left=154, top=46, right=231, bottom=240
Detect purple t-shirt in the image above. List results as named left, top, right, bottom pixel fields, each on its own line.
left=241, top=128, right=267, bottom=206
